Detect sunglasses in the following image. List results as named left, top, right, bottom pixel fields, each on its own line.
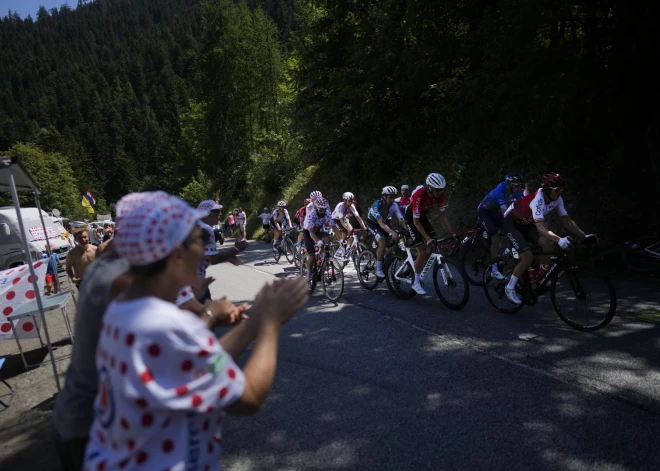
left=511, top=183, right=523, bottom=188
left=549, top=187, right=564, bottom=195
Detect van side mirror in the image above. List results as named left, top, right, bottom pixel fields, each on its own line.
left=1, top=223, right=9, bottom=236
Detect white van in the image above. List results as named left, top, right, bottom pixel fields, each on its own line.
left=0, top=206, right=72, bottom=270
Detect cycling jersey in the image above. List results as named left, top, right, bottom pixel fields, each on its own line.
left=368, top=199, right=404, bottom=223
left=479, top=181, right=522, bottom=213
left=504, top=189, right=568, bottom=225
left=394, top=196, right=411, bottom=213
left=271, top=208, right=290, bottom=222
left=294, top=205, right=307, bottom=225
left=410, top=185, right=446, bottom=218
left=331, top=202, right=358, bottom=220
left=303, top=202, right=334, bottom=232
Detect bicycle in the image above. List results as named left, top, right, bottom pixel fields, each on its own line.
left=356, top=231, right=405, bottom=290
left=299, top=242, right=344, bottom=302
left=271, top=228, right=295, bottom=264
left=482, top=240, right=616, bottom=331
left=334, top=229, right=370, bottom=270
left=384, top=238, right=470, bottom=310
left=622, top=234, right=660, bottom=272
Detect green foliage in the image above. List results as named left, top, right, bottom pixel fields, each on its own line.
left=179, top=170, right=216, bottom=207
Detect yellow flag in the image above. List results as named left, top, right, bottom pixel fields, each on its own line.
left=82, top=196, right=95, bottom=213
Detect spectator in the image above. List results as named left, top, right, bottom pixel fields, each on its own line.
left=65, top=228, right=97, bottom=288
left=82, top=192, right=308, bottom=471
left=258, top=207, right=272, bottom=242
left=236, top=207, right=247, bottom=241
left=227, top=212, right=235, bottom=233
left=43, top=243, right=63, bottom=295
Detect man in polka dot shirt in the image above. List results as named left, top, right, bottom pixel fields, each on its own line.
left=83, top=192, right=309, bottom=471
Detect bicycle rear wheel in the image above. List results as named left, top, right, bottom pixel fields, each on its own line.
left=551, top=268, right=616, bottom=331
left=460, top=238, right=489, bottom=286
left=322, top=257, right=344, bottom=302
left=385, top=253, right=416, bottom=300
left=357, top=250, right=379, bottom=290
left=483, top=257, right=525, bottom=314
left=433, top=258, right=469, bottom=310
left=284, top=238, right=295, bottom=264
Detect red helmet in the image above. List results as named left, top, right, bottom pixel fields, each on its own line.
left=352, top=196, right=359, bottom=204
left=542, top=172, right=566, bottom=189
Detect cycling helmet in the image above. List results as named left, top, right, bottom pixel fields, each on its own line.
left=342, top=191, right=354, bottom=201
left=353, top=196, right=359, bottom=204
left=426, top=173, right=446, bottom=189
left=382, top=185, right=397, bottom=195
left=542, top=172, right=566, bottom=189
left=310, top=190, right=323, bottom=199
left=313, top=197, right=329, bottom=210
left=277, top=200, right=286, bottom=207
left=505, top=172, right=524, bottom=185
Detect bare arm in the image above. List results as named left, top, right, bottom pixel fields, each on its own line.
left=377, top=219, right=398, bottom=238
left=354, top=213, right=367, bottom=230
left=561, top=217, right=586, bottom=241
left=438, top=211, right=455, bottom=236
left=413, top=217, right=431, bottom=241
left=535, top=221, right=561, bottom=243
left=65, top=253, right=75, bottom=280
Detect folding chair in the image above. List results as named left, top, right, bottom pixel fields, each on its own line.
left=0, top=357, right=15, bottom=409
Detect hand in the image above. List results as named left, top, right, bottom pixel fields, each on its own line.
left=228, top=255, right=244, bottom=266
left=234, top=239, right=249, bottom=251
left=252, top=278, right=309, bottom=326
left=316, top=239, right=324, bottom=247
left=206, top=297, right=241, bottom=326
left=425, top=237, right=434, bottom=247
left=558, top=237, right=572, bottom=250
left=583, top=234, right=598, bottom=246
left=391, top=232, right=400, bottom=240
left=201, top=276, right=215, bottom=291
left=451, top=233, right=458, bottom=240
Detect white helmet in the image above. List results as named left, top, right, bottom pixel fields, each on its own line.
left=382, top=186, right=397, bottom=195
left=310, top=191, right=323, bottom=199
left=277, top=200, right=286, bottom=207
left=426, top=173, right=446, bottom=189
left=342, top=191, right=354, bottom=201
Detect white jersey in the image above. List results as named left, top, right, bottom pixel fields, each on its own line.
left=331, top=202, right=358, bottom=220
left=259, top=212, right=271, bottom=225
left=84, top=297, right=245, bottom=471
left=303, top=202, right=333, bottom=232
left=236, top=211, right=246, bottom=226
left=271, top=208, right=290, bottom=222
left=504, top=189, right=568, bottom=225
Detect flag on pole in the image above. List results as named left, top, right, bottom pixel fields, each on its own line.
left=82, top=196, right=95, bottom=214
left=85, top=189, right=96, bottom=207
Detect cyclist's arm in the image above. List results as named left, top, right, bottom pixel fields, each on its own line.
left=499, top=204, right=508, bottom=215
left=413, top=217, right=431, bottom=241
left=308, top=229, right=321, bottom=244
left=534, top=220, right=562, bottom=243
left=561, top=217, right=586, bottom=241
left=438, top=211, right=455, bottom=237
left=353, top=212, right=367, bottom=230
left=377, top=218, right=397, bottom=237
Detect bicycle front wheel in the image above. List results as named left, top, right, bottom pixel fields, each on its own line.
left=322, top=257, right=344, bottom=302
left=433, top=258, right=469, bottom=310
left=551, top=268, right=616, bottom=331
left=272, top=241, right=281, bottom=262
left=483, top=257, right=525, bottom=314
left=357, top=250, right=379, bottom=290
left=622, top=236, right=660, bottom=273
left=460, top=238, right=489, bottom=286
left=284, top=238, right=295, bottom=264
left=385, top=253, right=416, bottom=300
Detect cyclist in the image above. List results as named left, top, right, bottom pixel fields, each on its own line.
left=271, top=201, right=293, bottom=248
left=395, top=185, right=412, bottom=213
left=294, top=198, right=312, bottom=247
left=303, top=196, right=334, bottom=292
left=405, top=173, right=457, bottom=295
left=477, top=172, right=525, bottom=279
left=367, top=186, right=410, bottom=278
left=332, top=192, right=367, bottom=260
left=501, top=172, right=596, bottom=304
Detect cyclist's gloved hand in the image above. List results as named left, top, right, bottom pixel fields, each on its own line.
left=558, top=237, right=572, bottom=250
left=316, top=240, right=324, bottom=247
left=584, top=234, right=598, bottom=246
left=391, top=232, right=400, bottom=240
left=425, top=237, right=434, bottom=246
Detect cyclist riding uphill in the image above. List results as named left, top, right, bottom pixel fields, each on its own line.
left=501, top=172, right=597, bottom=304
left=367, top=186, right=410, bottom=278
left=271, top=201, right=293, bottom=246
left=332, top=192, right=367, bottom=261
left=294, top=198, right=313, bottom=247
left=303, top=197, right=334, bottom=292
left=478, top=172, right=525, bottom=278
left=405, top=173, right=457, bottom=295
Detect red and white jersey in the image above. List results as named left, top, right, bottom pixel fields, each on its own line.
left=504, top=188, right=568, bottom=225
left=410, top=185, right=446, bottom=218
left=331, top=202, right=358, bottom=220
left=303, top=202, right=333, bottom=232
left=84, top=297, right=245, bottom=471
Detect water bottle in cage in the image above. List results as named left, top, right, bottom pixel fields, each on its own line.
left=398, top=240, right=406, bottom=251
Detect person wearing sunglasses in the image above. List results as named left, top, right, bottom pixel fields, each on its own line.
left=477, top=172, right=525, bottom=280
left=501, top=172, right=596, bottom=304
left=404, top=172, right=456, bottom=295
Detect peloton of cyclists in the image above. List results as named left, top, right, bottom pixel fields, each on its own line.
left=367, top=186, right=410, bottom=278
left=332, top=192, right=367, bottom=261
left=501, top=172, right=597, bottom=304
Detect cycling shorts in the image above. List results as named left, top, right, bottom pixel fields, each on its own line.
left=477, top=205, right=504, bottom=237
left=270, top=218, right=287, bottom=231
left=501, top=218, right=540, bottom=253
left=404, top=210, right=436, bottom=247
left=332, top=218, right=351, bottom=232
left=366, top=219, right=389, bottom=242
left=303, top=229, right=328, bottom=254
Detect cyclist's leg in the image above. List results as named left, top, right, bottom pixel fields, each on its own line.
left=271, top=218, right=281, bottom=242
left=501, top=219, right=532, bottom=302
left=478, top=206, right=503, bottom=260
left=343, top=218, right=355, bottom=246
left=535, top=227, right=553, bottom=267
left=413, top=216, right=435, bottom=281
left=303, top=229, right=316, bottom=281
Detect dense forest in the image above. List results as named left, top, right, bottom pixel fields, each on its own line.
left=0, top=0, right=657, bottom=242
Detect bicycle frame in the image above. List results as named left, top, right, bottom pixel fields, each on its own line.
left=393, top=245, right=443, bottom=285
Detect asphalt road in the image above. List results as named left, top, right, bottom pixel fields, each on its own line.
left=208, top=240, right=660, bottom=470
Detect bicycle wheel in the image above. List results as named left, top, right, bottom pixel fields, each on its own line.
left=482, top=257, right=525, bottom=314
left=433, top=258, right=470, bottom=310
left=622, top=236, right=660, bottom=273
left=293, top=244, right=302, bottom=269
left=551, top=267, right=617, bottom=331
left=357, top=250, right=379, bottom=290
left=322, top=257, right=344, bottom=302
left=353, top=243, right=369, bottom=271
left=284, top=238, right=295, bottom=264
left=272, top=240, right=281, bottom=262
left=460, top=238, right=489, bottom=286
left=385, top=253, right=416, bottom=300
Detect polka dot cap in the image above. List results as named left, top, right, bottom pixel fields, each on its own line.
left=197, top=200, right=223, bottom=212
left=115, top=191, right=157, bottom=227
left=114, top=191, right=209, bottom=266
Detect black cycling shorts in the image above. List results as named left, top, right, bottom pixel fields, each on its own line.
left=366, top=219, right=389, bottom=242
left=501, top=218, right=540, bottom=253
left=404, top=209, right=436, bottom=247
left=332, top=218, right=350, bottom=232
left=303, top=229, right=328, bottom=254
left=270, top=218, right=287, bottom=231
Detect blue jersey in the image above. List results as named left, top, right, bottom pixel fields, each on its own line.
left=479, top=182, right=522, bottom=213
left=43, top=252, right=59, bottom=275
left=368, top=199, right=404, bottom=223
